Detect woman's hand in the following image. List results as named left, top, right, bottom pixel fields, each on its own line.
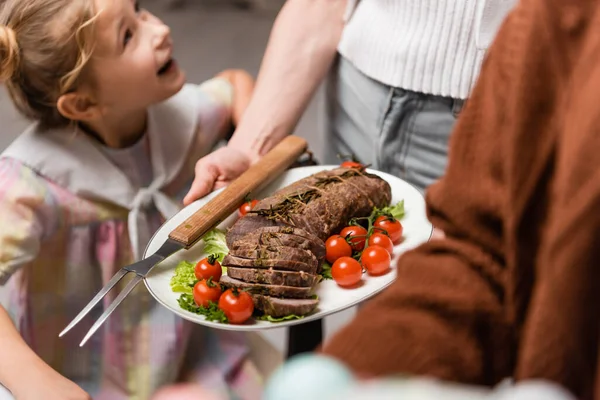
left=183, top=146, right=252, bottom=205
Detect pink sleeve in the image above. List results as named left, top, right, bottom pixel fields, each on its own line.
left=0, top=158, right=56, bottom=285
left=194, top=77, right=235, bottom=148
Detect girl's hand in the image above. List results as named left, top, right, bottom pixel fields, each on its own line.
left=12, top=363, right=90, bottom=400
left=215, top=69, right=255, bottom=126
left=183, top=146, right=252, bottom=205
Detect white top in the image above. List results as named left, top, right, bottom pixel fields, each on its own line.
left=339, top=0, right=517, bottom=99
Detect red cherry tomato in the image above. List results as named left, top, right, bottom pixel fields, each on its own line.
left=367, top=232, right=394, bottom=254
left=193, top=279, right=222, bottom=308
left=361, top=246, right=391, bottom=276
left=373, top=216, right=403, bottom=244
left=331, top=256, right=363, bottom=287
left=340, top=160, right=363, bottom=169
left=340, top=225, right=368, bottom=252
left=325, top=235, right=353, bottom=264
left=195, top=255, right=222, bottom=282
left=238, top=199, right=259, bottom=217
left=218, top=289, right=254, bottom=324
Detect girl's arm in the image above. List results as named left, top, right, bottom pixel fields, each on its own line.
left=215, top=69, right=255, bottom=127
left=0, top=305, right=90, bottom=399
left=0, top=304, right=41, bottom=391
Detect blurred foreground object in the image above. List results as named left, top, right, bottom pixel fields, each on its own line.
left=264, top=355, right=576, bottom=400
left=263, top=354, right=354, bottom=400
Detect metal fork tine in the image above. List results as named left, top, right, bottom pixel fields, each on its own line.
left=59, top=268, right=129, bottom=338
left=79, top=274, right=143, bottom=347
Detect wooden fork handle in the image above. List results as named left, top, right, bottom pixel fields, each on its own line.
left=169, top=136, right=308, bottom=248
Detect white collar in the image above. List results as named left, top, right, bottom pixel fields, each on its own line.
left=1, top=84, right=202, bottom=259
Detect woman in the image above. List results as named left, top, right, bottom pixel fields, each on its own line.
left=161, top=0, right=600, bottom=398
left=183, top=0, right=516, bottom=203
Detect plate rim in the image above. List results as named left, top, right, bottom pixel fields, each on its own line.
left=142, top=165, right=433, bottom=331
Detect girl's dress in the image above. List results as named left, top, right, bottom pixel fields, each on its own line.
left=0, top=79, right=262, bottom=399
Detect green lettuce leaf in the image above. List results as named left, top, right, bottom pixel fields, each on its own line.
left=203, top=228, right=229, bottom=268
left=170, top=261, right=197, bottom=294
left=320, top=262, right=333, bottom=280
left=376, top=200, right=405, bottom=220
left=170, top=229, right=229, bottom=295
left=177, top=294, right=228, bottom=323
left=255, top=314, right=304, bottom=323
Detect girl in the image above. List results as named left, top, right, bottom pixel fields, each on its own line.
left=0, top=0, right=258, bottom=399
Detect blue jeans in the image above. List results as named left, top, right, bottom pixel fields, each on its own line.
left=324, top=56, right=464, bottom=193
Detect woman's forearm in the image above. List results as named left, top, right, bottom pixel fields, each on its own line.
left=228, top=0, right=347, bottom=162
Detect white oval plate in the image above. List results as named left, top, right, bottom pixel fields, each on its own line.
left=144, top=166, right=432, bottom=331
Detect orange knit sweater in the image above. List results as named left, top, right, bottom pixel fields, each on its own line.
left=323, top=0, right=600, bottom=398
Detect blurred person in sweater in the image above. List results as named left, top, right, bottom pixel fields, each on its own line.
left=183, top=0, right=516, bottom=203
left=155, top=0, right=598, bottom=397
left=318, top=0, right=600, bottom=398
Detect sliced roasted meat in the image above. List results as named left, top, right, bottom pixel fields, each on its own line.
left=221, top=255, right=318, bottom=274
left=220, top=275, right=315, bottom=299
left=257, top=233, right=325, bottom=264
left=294, top=171, right=391, bottom=240
left=228, top=245, right=318, bottom=270
left=252, top=295, right=319, bottom=317
left=225, top=215, right=287, bottom=248
left=227, top=167, right=391, bottom=243
left=222, top=167, right=393, bottom=318
left=251, top=169, right=345, bottom=212
left=231, top=226, right=326, bottom=263
left=226, top=267, right=318, bottom=287
left=281, top=206, right=328, bottom=241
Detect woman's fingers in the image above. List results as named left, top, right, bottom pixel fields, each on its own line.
left=183, top=147, right=252, bottom=206
left=183, top=161, right=220, bottom=205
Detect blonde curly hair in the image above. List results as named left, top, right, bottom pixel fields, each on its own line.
left=0, top=0, right=99, bottom=128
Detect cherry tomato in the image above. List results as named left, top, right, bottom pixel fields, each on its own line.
left=238, top=199, right=259, bottom=217
left=361, top=246, right=391, bottom=276
left=367, top=232, right=394, bottom=254
left=195, top=255, right=222, bottom=282
left=193, top=279, right=222, bottom=308
left=218, top=289, right=254, bottom=324
left=340, top=160, right=363, bottom=169
left=374, top=216, right=403, bottom=244
left=331, top=256, right=363, bottom=287
left=340, top=225, right=368, bottom=252
left=325, top=235, right=353, bottom=264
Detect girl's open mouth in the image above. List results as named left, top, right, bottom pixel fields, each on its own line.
left=157, top=59, right=174, bottom=76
